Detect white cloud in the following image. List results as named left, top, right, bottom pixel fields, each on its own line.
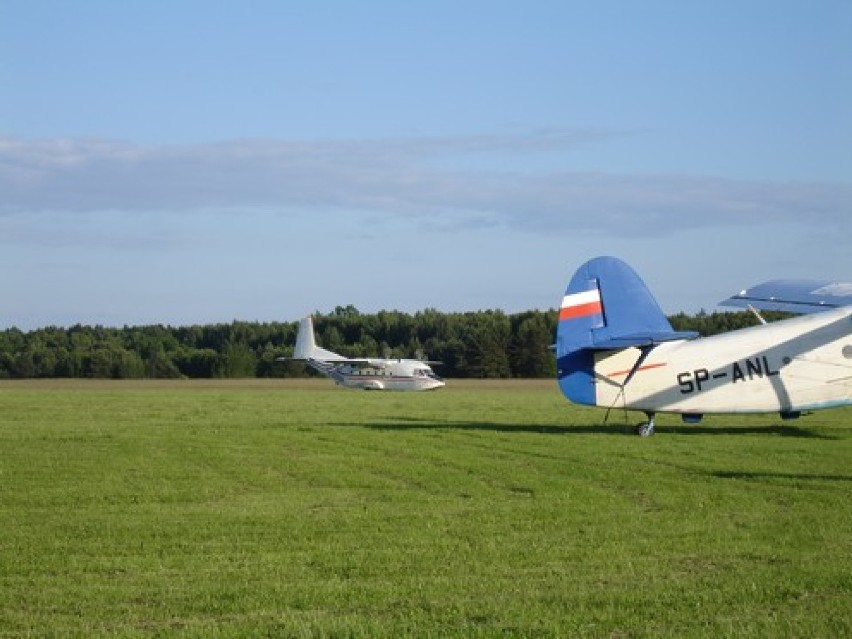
left=1, top=133, right=849, bottom=239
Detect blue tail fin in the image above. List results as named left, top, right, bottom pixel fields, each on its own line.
left=556, top=256, right=697, bottom=405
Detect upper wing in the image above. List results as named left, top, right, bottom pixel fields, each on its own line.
left=720, top=278, right=852, bottom=314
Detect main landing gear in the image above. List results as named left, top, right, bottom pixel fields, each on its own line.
left=635, top=412, right=656, bottom=437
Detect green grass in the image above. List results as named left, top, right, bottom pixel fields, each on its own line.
left=1, top=380, right=851, bottom=637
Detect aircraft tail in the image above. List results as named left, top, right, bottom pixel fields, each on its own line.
left=556, top=257, right=697, bottom=405
left=293, top=316, right=347, bottom=361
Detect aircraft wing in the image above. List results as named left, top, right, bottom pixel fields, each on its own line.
left=720, top=278, right=852, bottom=314
left=276, top=356, right=438, bottom=369
left=310, top=357, right=441, bottom=368
left=276, top=355, right=382, bottom=366
left=345, top=358, right=388, bottom=368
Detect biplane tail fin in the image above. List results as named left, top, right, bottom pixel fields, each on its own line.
left=555, top=256, right=697, bottom=405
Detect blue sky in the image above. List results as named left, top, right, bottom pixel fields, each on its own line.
left=2, top=1, right=850, bottom=329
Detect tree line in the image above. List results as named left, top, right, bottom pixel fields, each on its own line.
left=0, top=305, right=779, bottom=380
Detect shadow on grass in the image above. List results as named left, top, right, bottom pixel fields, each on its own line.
left=349, top=416, right=834, bottom=438
left=711, top=471, right=852, bottom=482
left=331, top=417, right=586, bottom=435
left=653, top=424, right=833, bottom=438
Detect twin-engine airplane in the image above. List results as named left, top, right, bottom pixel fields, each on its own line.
left=280, top=316, right=445, bottom=391
left=556, top=256, right=852, bottom=435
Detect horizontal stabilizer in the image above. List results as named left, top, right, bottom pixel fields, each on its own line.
left=720, top=279, right=852, bottom=314
left=589, top=330, right=698, bottom=350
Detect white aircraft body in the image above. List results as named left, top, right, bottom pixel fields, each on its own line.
left=282, top=316, right=445, bottom=391
left=556, top=257, right=852, bottom=435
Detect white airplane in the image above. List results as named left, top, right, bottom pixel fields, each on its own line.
left=556, top=256, right=852, bottom=435
left=280, top=316, right=445, bottom=391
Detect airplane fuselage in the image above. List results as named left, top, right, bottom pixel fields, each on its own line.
left=308, top=358, right=445, bottom=391
left=590, top=307, right=852, bottom=416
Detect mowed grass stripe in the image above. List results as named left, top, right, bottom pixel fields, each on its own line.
left=1, top=380, right=851, bottom=637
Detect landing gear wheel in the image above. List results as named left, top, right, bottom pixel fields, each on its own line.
left=635, top=414, right=655, bottom=437
left=635, top=422, right=654, bottom=436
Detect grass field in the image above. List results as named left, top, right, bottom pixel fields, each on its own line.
left=1, top=379, right=851, bottom=637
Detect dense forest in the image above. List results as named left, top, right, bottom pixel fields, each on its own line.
left=0, top=306, right=782, bottom=380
